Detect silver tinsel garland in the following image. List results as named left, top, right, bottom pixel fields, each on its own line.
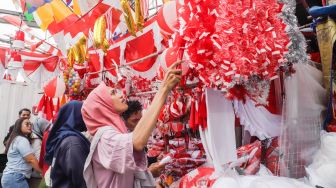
left=278, top=0, right=309, bottom=64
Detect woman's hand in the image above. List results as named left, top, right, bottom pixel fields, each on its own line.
left=132, top=61, right=183, bottom=151
left=24, top=153, right=42, bottom=173
left=161, top=61, right=183, bottom=91
left=148, top=162, right=165, bottom=177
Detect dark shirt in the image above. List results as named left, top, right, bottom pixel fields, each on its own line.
left=51, top=136, right=89, bottom=188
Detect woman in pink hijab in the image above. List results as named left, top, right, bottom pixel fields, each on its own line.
left=81, top=62, right=182, bottom=188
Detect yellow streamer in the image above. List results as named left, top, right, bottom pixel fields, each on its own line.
left=120, top=0, right=137, bottom=36
left=93, top=16, right=107, bottom=49
left=135, top=0, right=144, bottom=31
left=67, top=48, right=74, bottom=68
left=102, top=39, right=110, bottom=53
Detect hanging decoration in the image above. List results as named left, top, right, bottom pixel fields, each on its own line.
left=160, top=47, right=189, bottom=76
left=277, top=0, right=308, bottom=65
left=43, top=75, right=66, bottom=98
left=173, top=0, right=290, bottom=104
left=120, top=0, right=137, bottom=36
left=25, top=0, right=46, bottom=9
left=7, top=51, right=23, bottom=69
left=93, top=16, right=109, bottom=51
left=67, top=48, right=75, bottom=68
left=12, top=30, right=25, bottom=50
left=63, top=68, right=82, bottom=96
left=157, top=1, right=177, bottom=36
left=135, top=0, right=145, bottom=31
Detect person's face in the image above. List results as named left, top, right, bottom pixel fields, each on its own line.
left=108, top=87, right=128, bottom=114
left=21, top=119, right=32, bottom=135
left=20, top=110, right=31, bottom=119
left=126, top=111, right=142, bottom=131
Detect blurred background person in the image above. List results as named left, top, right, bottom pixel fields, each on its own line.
left=1, top=118, right=41, bottom=188
left=45, top=101, right=90, bottom=188
left=3, top=108, right=31, bottom=147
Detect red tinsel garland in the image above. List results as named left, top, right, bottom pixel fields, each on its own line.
left=173, top=0, right=290, bottom=103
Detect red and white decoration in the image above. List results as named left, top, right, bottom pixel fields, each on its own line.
left=157, top=1, right=178, bottom=36
left=160, top=47, right=189, bottom=76
left=172, top=0, right=290, bottom=103
left=12, top=30, right=25, bottom=50
left=43, top=74, right=66, bottom=98
left=7, top=51, right=23, bottom=69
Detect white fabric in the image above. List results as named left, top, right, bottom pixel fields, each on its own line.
left=233, top=97, right=282, bottom=139
left=0, top=80, right=42, bottom=152
left=204, top=88, right=237, bottom=174
left=284, top=63, right=326, bottom=119
left=279, top=63, right=326, bottom=178
left=212, top=176, right=314, bottom=188
left=306, top=132, right=336, bottom=188
left=199, top=127, right=213, bottom=165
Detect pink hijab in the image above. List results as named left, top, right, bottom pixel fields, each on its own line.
left=81, top=82, right=128, bottom=135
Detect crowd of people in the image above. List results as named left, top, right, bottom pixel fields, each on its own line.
left=0, top=62, right=182, bottom=188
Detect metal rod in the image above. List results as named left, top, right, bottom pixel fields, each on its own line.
left=0, top=9, right=39, bottom=28
left=134, top=90, right=158, bottom=96
left=0, top=37, right=49, bottom=55
left=86, top=49, right=164, bottom=75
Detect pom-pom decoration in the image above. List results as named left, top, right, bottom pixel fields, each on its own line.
left=173, top=0, right=291, bottom=103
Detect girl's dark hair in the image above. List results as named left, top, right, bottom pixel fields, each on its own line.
left=5, top=118, right=32, bottom=154
left=122, top=100, right=143, bottom=121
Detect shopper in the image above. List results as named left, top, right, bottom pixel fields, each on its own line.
left=1, top=118, right=42, bottom=188
left=122, top=100, right=165, bottom=177
left=29, top=117, right=50, bottom=187
left=3, top=108, right=31, bottom=146
left=31, top=117, right=50, bottom=162
left=82, top=61, right=182, bottom=188
left=45, top=101, right=90, bottom=188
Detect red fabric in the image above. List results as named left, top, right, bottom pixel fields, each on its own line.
left=44, top=96, right=53, bottom=121
left=56, top=97, right=60, bottom=113
left=104, top=47, right=120, bottom=76
left=86, top=53, right=101, bottom=88
left=198, top=94, right=207, bottom=129
left=37, top=95, right=46, bottom=113
left=50, top=3, right=111, bottom=38
left=88, top=53, right=101, bottom=72
left=310, top=52, right=321, bottom=63
left=48, top=14, right=80, bottom=35
left=188, top=99, right=196, bottom=130
left=106, top=8, right=123, bottom=35
left=179, top=167, right=216, bottom=188
left=23, top=56, right=59, bottom=75
left=124, top=30, right=158, bottom=72
left=0, top=47, right=8, bottom=67
left=237, top=140, right=262, bottom=175
left=31, top=41, right=44, bottom=52
left=265, top=138, right=280, bottom=175
left=264, top=81, right=278, bottom=114
left=39, top=130, right=50, bottom=176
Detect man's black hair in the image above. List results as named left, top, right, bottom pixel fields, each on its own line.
left=122, top=100, right=143, bottom=120
left=19, top=108, right=31, bottom=116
